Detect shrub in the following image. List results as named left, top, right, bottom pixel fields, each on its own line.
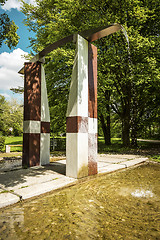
left=0, top=135, right=5, bottom=152
left=50, top=137, right=66, bottom=151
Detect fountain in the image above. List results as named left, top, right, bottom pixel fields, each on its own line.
left=19, top=23, right=130, bottom=179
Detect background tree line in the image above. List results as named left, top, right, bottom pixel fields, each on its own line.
left=1, top=0, right=159, bottom=146
left=0, top=95, right=23, bottom=136
left=0, top=0, right=19, bottom=49
left=20, top=0, right=160, bottom=146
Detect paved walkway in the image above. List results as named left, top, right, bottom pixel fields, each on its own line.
left=0, top=154, right=147, bottom=208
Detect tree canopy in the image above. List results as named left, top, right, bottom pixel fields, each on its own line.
left=0, top=95, right=23, bottom=136
left=21, top=0, right=160, bottom=144
left=0, top=0, right=19, bottom=49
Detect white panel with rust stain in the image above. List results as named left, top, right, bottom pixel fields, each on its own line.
left=88, top=118, right=98, bottom=134
left=66, top=34, right=89, bottom=179
left=66, top=133, right=88, bottom=178
left=66, top=34, right=88, bottom=117
left=77, top=132, right=88, bottom=178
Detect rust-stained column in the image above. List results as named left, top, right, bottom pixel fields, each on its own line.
left=66, top=35, right=98, bottom=179
left=66, top=35, right=89, bottom=179
left=88, top=43, right=98, bottom=175
left=23, top=62, right=50, bottom=167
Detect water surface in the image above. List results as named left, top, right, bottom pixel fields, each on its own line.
left=0, top=163, right=160, bottom=239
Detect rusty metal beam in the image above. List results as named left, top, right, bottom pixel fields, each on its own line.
left=31, top=34, right=74, bottom=63
left=18, top=34, right=74, bottom=74
left=79, top=23, right=122, bottom=42
left=18, top=23, right=122, bottom=74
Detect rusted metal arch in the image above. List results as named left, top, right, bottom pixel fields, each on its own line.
left=20, top=23, right=123, bottom=176
left=19, top=23, right=122, bottom=74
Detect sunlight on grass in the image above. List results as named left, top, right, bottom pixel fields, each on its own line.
left=0, top=136, right=159, bottom=164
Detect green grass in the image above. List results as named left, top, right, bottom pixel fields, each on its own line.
left=5, top=136, right=23, bottom=145
left=4, top=136, right=23, bottom=152
left=0, top=152, right=22, bottom=158
left=149, top=155, right=160, bottom=163
left=1, top=136, right=159, bottom=164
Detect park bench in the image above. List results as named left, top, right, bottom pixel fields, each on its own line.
left=6, top=145, right=22, bottom=153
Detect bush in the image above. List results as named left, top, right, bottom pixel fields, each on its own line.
left=50, top=137, right=66, bottom=151
left=0, top=135, right=5, bottom=152
left=56, top=138, right=66, bottom=150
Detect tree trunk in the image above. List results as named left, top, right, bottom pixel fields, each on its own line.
left=131, top=124, right=138, bottom=147
left=104, top=90, right=111, bottom=145
left=100, top=113, right=111, bottom=145
left=130, top=95, right=138, bottom=146
left=122, top=118, right=130, bottom=146
left=106, top=113, right=111, bottom=145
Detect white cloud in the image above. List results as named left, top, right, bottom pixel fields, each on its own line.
left=0, top=48, right=28, bottom=91
left=1, top=0, right=22, bottom=11
left=1, top=0, right=37, bottom=11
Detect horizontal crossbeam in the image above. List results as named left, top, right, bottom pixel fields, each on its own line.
left=18, top=23, right=122, bottom=74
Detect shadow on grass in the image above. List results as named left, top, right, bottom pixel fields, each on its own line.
left=98, top=138, right=160, bottom=157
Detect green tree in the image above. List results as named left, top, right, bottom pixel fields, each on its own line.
left=0, top=95, right=6, bottom=134
left=45, top=48, right=74, bottom=134
left=0, top=0, right=19, bottom=49
left=21, top=0, right=160, bottom=145
left=0, top=95, right=23, bottom=136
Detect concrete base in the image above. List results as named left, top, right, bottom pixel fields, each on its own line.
left=66, top=133, right=88, bottom=178
left=0, top=154, right=148, bottom=208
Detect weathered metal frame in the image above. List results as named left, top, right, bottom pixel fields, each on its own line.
left=19, top=23, right=122, bottom=177
left=19, top=23, right=122, bottom=74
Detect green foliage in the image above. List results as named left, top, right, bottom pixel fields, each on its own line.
left=0, top=135, right=5, bottom=152
left=45, top=48, right=74, bottom=134
left=4, top=20, right=19, bottom=49
left=0, top=12, right=19, bottom=49
left=5, top=136, right=22, bottom=145
left=4, top=136, right=22, bottom=152
left=10, top=87, right=24, bottom=94
left=150, top=155, right=160, bottom=163
left=0, top=95, right=23, bottom=136
left=0, top=0, right=6, bottom=4
left=55, top=138, right=66, bottom=151
left=21, top=0, right=160, bottom=144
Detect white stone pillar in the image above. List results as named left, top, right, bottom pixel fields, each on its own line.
left=40, top=65, right=50, bottom=165
left=66, top=34, right=89, bottom=178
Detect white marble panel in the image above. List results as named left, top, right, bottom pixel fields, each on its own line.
left=41, top=65, right=50, bottom=122
left=66, top=133, right=78, bottom=178
left=40, top=133, right=50, bottom=165
left=77, top=132, right=88, bottom=177
left=66, top=132, right=88, bottom=178
left=77, top=35, right=88, bottom=117
left=88, top=118, right=98, bottom=134
left=23, top=120, right=40, bottom=133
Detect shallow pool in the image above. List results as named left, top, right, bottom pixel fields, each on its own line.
left=0, top=163, right=160, bottom=239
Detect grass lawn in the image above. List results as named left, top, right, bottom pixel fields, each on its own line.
left=0, top=136, right=159, bottom=163
left=5, top=136, right=23, bottom=145
left=5, top=136, right=23, bottom=153
left=0, top=136, right=23, bottom=157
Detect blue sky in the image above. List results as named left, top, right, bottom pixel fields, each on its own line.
left=0, top=0, right=36, bottom=102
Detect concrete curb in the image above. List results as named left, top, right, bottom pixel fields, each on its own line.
left=0, top=156, right=148, bottom=209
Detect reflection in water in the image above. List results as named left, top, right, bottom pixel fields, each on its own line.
left=0, top=163, right=160, bottom=239
left=131, top=189, right=154, bottom=198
